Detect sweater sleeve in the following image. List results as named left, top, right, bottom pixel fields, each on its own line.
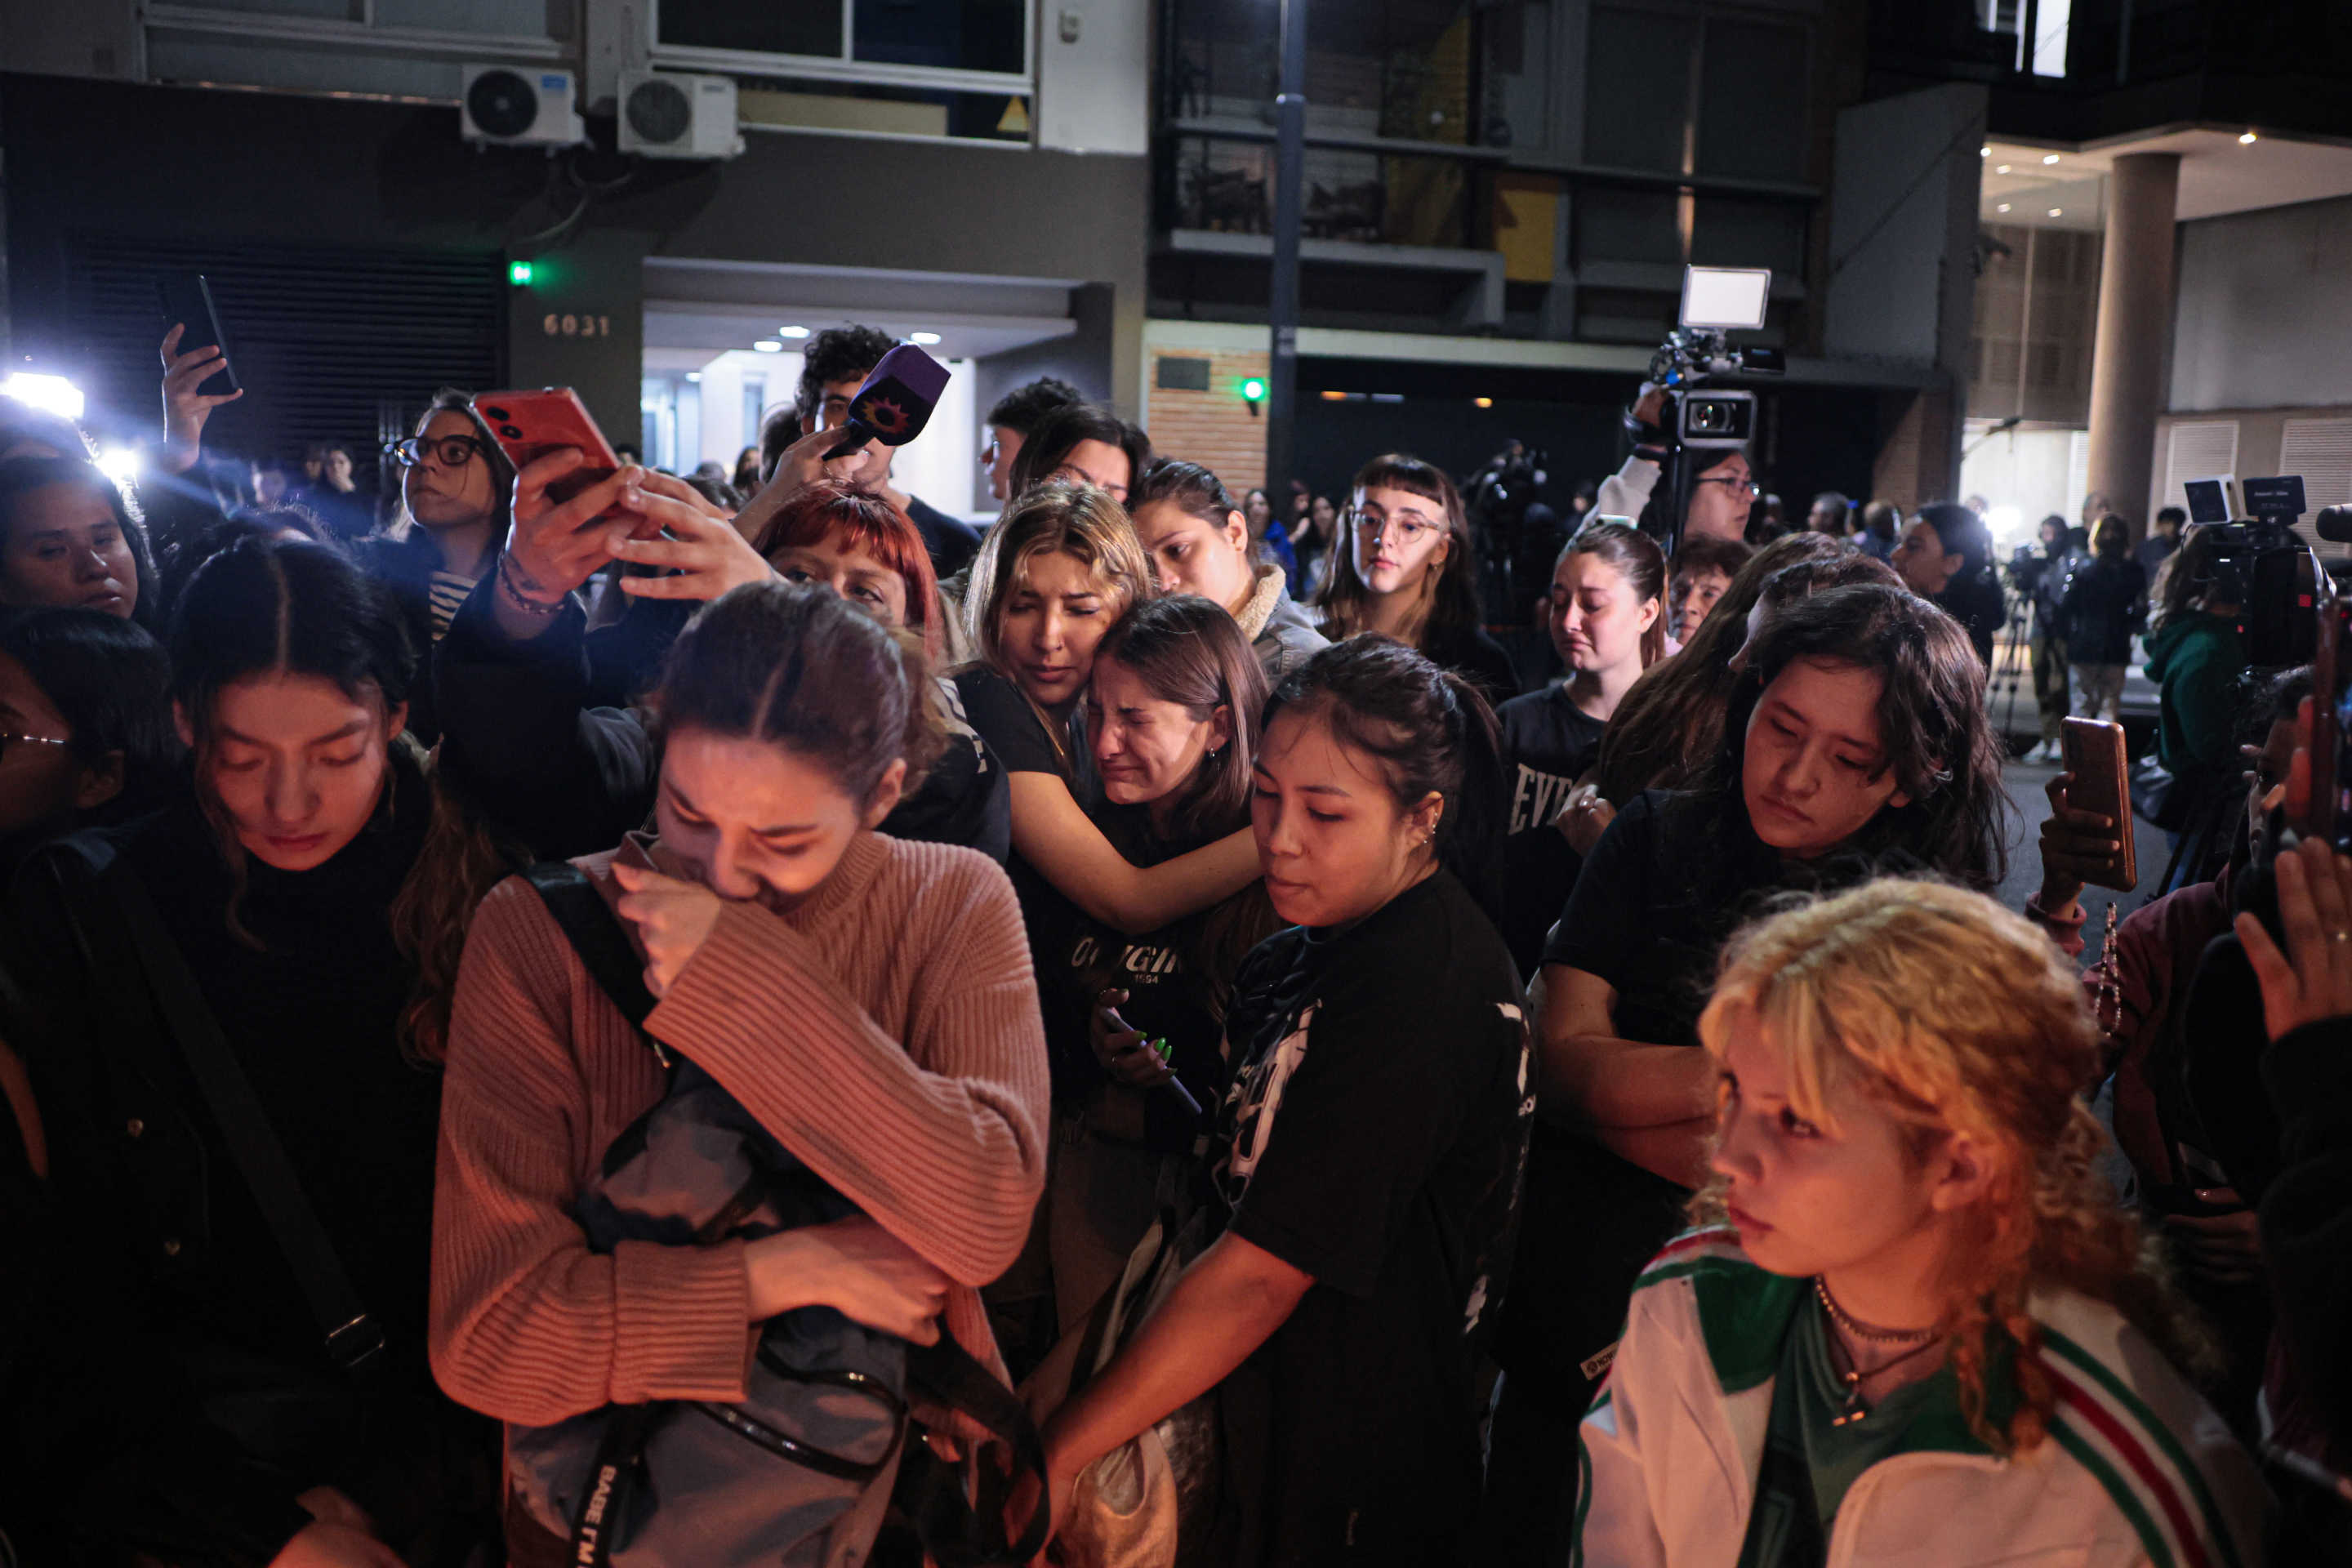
left=430, top=877, right=755, bottom=1426
left=1595, top=455, right=1659, bottom=524
left=642, top=854, right=1049, bottom=1289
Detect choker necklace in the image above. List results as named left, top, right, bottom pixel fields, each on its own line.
left=1815, top=1278, right=1942, bottom=1427
left=1814, top=1276, right=1937, bottom=1343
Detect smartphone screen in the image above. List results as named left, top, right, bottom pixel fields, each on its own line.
left=157, top=273, right=238, bottom=397
left=2060, top=717, right=2136, bottom=891
left=472, top=389, right=620, bottom=506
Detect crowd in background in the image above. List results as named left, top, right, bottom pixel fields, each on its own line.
left=0, top=319, right=2338, bottom=1568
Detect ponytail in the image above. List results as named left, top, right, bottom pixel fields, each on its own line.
left=1264, top=635, right=1507, bottom=921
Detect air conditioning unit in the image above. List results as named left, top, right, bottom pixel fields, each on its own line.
left=461, top=64, right=586, bottom=149
left=618, top=69, right=746, bottom=160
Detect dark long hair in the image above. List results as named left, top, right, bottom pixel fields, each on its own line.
left=398, top=389, right=514, bottom=552
left=1314, top=455, right=1483, bottom=651
left=0, top=607, right=179, bottom=828
left=1263, top=634, right=1508, bottom=920
left=1006, top=403, right=1153, bottom=499
left=1696, top=581, right=2009, bottom=890
left=646, top=581, right=945, bottom=811
left=0, top=457, right=165, bottom=631
left=1596, top=532, right=1851, bottom=804
left=1094, top=595, right=1270, bottom=843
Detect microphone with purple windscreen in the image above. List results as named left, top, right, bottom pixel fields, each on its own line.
left=822, top=344, right=952, bottom=460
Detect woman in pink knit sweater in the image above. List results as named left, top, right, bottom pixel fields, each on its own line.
left=428, top=582, right=1049, bottom=1557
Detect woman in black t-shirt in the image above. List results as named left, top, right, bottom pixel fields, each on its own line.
left=952, top=483, right=1262, bottom=1369
left=1042, top=596, right=1280, bottom=1331
left=1484, top=582, right=2007, bottom=1566
left=1494, top=520, right=1664, bottom=974
left=1031, top=635, right=1530, bottom=1568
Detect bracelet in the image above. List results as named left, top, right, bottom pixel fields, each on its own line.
left=496, top=553, right=565, bottom=617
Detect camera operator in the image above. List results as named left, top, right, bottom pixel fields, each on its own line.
left=2007, top=514, right=2081, bottom=763
left=2145, top=523, right=2252, bottom=890
left=1597, top=384, right=1754, bottom=546
left=1468, top=439, right=1560, bottom=625
left=1892, top=501, right=2005, bottom=668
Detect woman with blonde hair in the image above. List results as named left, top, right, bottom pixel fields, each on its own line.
left=1574, top=878, right=2265, bottom=1568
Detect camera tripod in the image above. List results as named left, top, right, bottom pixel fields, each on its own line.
left=1990, top=580, right=2034, bottom=746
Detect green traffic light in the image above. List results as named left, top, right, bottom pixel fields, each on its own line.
left=508, top=260, right=535, bottom=286
left=1240, top=376, right=1267, bottom=403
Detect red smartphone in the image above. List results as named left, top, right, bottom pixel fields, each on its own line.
left=2060, top=716, right=2136, bottom=892
left=470, top=389, right=621, bottom=506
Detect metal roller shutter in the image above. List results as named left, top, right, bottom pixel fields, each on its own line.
left=63, top=234, right=505, bottom=492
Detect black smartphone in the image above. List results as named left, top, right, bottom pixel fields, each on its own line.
left=157, top=272, right=238, bottom=397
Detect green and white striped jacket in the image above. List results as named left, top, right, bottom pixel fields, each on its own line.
left=1570, top=1228, right=2269, bottom=1568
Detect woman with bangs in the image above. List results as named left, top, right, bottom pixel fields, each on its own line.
left=1574, top=879, right=2263, bottom=1568
left=1486, top=582, right=2006, bottom=1563
left=1313, top=453, right=1520, bottom=708
left=435, top=470, right=1006, bottom=863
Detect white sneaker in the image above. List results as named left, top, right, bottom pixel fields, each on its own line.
left=2024, top=740, right=2056, bottom=764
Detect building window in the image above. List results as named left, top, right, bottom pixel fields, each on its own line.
left=656, top=0, right=1028, bottom=80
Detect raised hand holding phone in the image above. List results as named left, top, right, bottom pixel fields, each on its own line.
left=157, top=323, right=244, bottom=474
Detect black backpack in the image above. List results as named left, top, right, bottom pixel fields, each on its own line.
left=506, top=862, right=1047, bottom=1568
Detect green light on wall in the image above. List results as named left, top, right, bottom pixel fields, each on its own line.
left=508, top=260, right=535, bottom=286
left=1238, top=376, right=1267, bottom=403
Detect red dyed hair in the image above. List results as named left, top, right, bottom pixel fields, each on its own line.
left=751, top=482, right=942, bottom=661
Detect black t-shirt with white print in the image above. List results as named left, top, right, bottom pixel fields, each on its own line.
left=1494, top=683, right=1608, bottom=978
left=1209, top=868, right=1531, bottom=1567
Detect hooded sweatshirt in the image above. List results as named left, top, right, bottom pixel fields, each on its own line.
left=2144, top=612, right=2246, bottom=780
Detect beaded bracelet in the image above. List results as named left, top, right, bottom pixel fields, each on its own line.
left=497, top=552, right=564, bottom=617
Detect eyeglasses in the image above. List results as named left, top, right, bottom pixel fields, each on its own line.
left=1695, top=474, right=1762, bottom=500
left=0, top=733, right=69, bottom=764
left=387, top=434, right=490, bottom=470
left=1352, top=511, right=1441, bottom=547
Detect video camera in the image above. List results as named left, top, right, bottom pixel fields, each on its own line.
left=2182, top=474, right=2327, bottom=669
left=1642, top=268, right=1784, bottom=551
left=1647, top=267, right=1786, bottom=449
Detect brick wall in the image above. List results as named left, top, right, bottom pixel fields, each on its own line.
left=1146, top=346, right=1269, bottom=496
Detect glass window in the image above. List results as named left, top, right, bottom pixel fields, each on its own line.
left=658, top=0, right=842, bottom=58
left=1695, top=20, right=1808, bottom=183
left=1575, top=187, right=1681, bottom=267
left=1584, top=7, right=1695, bottom=172
left=854, top=0, right=1026, bottom=74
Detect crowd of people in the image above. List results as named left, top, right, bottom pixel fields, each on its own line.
left=0, top=323, right=2339, bottom=1568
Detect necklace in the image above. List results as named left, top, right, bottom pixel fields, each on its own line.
left=1814, top=1279, right=1943, bottom=1428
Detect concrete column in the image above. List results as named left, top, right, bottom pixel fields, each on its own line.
left=2082, top=152, right=2181, bottom=537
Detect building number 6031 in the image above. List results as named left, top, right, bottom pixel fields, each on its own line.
left=542, top=314, right=613, bottom=337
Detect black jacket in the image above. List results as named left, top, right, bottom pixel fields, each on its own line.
left=433, top=577, right=1009, bottom=865
left=0, top=755, right=495, bottom=1567
left=2059, top=555, right=2149, bottom=665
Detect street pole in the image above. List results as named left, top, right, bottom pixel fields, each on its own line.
left=1266, top=0, right=1306, bottom=504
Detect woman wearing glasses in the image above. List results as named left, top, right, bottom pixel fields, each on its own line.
left=1313, top=454, right=1519, bottom=708
left=1596, top=383, right=1758, bottom=546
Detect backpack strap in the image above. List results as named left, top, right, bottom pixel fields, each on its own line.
left=523, top=862, right=658, bottom=1033
left=49, top=840, right=385, bottom=1373
left=900, top=1338, right=1052, bottom=1567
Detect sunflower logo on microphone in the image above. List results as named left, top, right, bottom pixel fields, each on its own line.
left=858, top=394, right=913, bottom=439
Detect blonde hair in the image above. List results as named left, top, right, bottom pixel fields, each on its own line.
left=962, top=481, right=1153, bottom=767
left=1694, top=878, right=2212, bottom=1454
